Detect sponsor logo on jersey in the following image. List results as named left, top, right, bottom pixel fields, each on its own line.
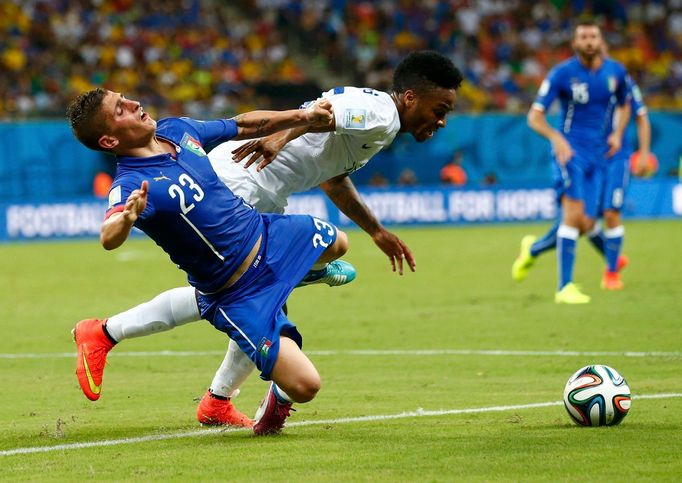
left=344, top=109, right=367, bottom=129
left=108, top=185, right=121, bottom=208
left=180, top=132, right=207, bottom=156
left=154, top=172, right=171, bottom=182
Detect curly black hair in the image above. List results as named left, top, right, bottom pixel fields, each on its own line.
left=392, top=51, right=463, bottom=95
left=66, top=88, right=109, bottom=152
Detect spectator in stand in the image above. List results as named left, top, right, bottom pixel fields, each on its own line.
left=368, top=172, right=390, bottom=187
left=398, top=168, right=418, bottom=186
left=440, top=151, right=468, bottom=186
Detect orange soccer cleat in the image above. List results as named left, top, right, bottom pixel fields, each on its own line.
left=196, top=390, right=254, bottom=428
left=616, top=255, right=629, bottom=273
left=601, top=270, right=624, bottom=290
left=72, top=318, right=115, bottom=401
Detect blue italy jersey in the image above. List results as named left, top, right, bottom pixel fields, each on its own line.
left=533, top=56, right=628, bottom=152
left=106, top=117, right=264, bottom=293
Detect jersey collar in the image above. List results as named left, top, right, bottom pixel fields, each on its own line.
left=116, top=152, right=175, bottom=168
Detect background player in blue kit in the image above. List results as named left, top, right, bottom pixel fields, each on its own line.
left=513, top=74, right=651, bottom=291
left=523, top=19, right=629, bottom=304
left=67, top=87, right=350, bottom=435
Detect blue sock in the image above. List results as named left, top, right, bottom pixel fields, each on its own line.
left=530, top=219, right=560, bottom=257
left=604, top=226, right=624, bottom=273
left=557, top=225, right=579, bottom=290
left=587, top=223, right=606, bottom=258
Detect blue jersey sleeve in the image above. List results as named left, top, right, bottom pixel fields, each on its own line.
left=532, top=67, right=561, bottom=111
left=614, top=65, right=628, bottom=107
left=626, top=76, right=648, bottom=116
left=179, top=117, right=238, bottom=148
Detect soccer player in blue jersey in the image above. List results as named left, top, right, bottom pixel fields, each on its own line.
left=67, top=88, right=350, bottom=435
left=513, top=60, right=651, bottom=293
left=521, top=20, right=630, bottom=304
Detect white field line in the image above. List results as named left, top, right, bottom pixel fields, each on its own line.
left=1, top=393, right=680, bottom=457
left=1, top=349, right=681, bottom=360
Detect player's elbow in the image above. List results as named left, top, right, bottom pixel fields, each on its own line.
left=100, top=231, right=122, bottom=251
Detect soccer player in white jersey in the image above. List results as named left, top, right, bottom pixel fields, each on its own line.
left=75, top=51, right=463, bottom=426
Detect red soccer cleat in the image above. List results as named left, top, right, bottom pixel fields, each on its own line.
left=72, top=318, right=115, bottom=401
left=196, top=390, right=253, bottom=428
left=253, top=383, right=294, bottom=436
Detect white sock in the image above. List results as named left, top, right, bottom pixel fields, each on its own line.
left=209, top=338, right=256, bottom=398
left=105, top=287, right=200, bottom=342
left=272, top=384, right=294, bottom=404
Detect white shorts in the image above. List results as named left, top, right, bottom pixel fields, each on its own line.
left=208, top=141, right=286, bottom=214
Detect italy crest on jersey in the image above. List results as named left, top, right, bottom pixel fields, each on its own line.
left=607, top=76, right=617, bottom=93
left=180, top=132, right=207, bottom=156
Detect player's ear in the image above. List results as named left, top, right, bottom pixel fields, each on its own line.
left=403, top=90, right=417, bottom=108
left=99, top=135, right=119, bottom=150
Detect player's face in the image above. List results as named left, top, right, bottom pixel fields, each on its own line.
left=401, top=87, right=456, bottom=142
left=573, top=26, right=603, bottom=62
left=98, top=90, right=156, bottom=151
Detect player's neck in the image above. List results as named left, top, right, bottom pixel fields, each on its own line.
left=390, top=91, right=406, bottom=130
left=116, top=137, right=171, bottom=158
left=577, top=54, right=603, bottom=70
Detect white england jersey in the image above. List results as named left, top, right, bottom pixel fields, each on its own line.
left=208, top=86, right=401, bottom=213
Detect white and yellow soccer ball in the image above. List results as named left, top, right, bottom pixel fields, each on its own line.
left=563, top=365, right=631, bottom=426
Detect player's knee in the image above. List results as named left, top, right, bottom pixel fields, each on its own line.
left=289, top=372, right=321, bottom=403
left=333, top=230, right=349, bottom=258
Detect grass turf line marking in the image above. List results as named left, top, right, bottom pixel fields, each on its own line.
left=2, top=349, right=681, bottom=359
left=1, top=393, right=680, bottom=457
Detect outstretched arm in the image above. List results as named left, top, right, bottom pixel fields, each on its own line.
left=100, top=181, right=148, bottom=250
left=232, top=99, right=333, bottom=140
left=232, top=109, right=338, bottom=171
left=320, top=174, right=416, bottom=275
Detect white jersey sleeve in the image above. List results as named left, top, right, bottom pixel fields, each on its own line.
left=321, top=87, right=401, bottom=139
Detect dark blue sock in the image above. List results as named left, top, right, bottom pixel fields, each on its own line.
left=530, top=219, right=560, bottom=257
left=604, top=226, right=624, bottom=272
left=557, top=225, right=579, bottom=290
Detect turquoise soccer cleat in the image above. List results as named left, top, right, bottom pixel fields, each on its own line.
left=297, top=260, right=357, bottom=287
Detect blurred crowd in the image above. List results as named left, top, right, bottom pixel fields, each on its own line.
left=243, top=0, right=682, bottom=111
left=0, top=0, right=310, bottom=120
left=2, top=0, right=682, bottom=120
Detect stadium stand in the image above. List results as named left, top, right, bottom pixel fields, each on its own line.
left=1, top=1, right=680, bottom=119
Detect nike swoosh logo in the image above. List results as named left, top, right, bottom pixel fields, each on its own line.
left=82, top=345, right=101, bottom=395
left=362, top=144, right=372, bottom=149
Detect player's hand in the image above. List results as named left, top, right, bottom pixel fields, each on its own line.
left=231, top=135, right=286, bottom=172
left=606, top=132, right=622, bottom=158
left=305, top=98, right=334, bottom=127
left=371, top=228, right=416, bottom=275
left=122, top=180, right=148, bottom=223
left=550, top=134, right=574, bottom=165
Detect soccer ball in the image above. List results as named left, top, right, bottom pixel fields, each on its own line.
left=563, top=365, right=631, bottom=426
left=629, top=151, right=659, bottom=178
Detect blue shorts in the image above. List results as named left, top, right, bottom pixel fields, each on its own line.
left=600, top=150, right=630, bottom=213
left=552, top=150, right=603, bottom=219
left=196, top=213, right=338, bottom=380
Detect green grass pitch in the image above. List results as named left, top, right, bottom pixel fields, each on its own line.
left=1, top=220, right=681, bottom=481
